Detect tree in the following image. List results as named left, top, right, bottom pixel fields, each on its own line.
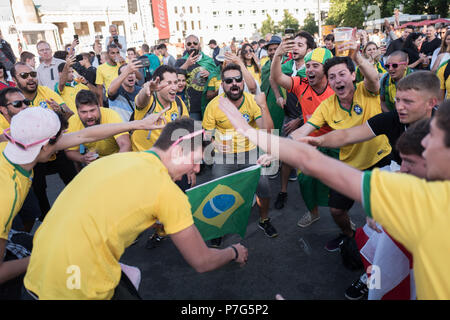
left=302, top=13, right=319, bottom=35
left=260, top=14, right=277, bottom=36
left=278, top=9, right=300, bottom=33
left=326, top=0, right=367, bottom=28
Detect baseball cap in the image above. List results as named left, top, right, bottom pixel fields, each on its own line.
left=264, top=36, right=281, bottom=49
left=304, top=47, right=333, bottom=65
left=3, top=107, right=61, bottom=165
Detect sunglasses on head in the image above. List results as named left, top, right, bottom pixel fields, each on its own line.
left=186, top=42, right=199, bottom=47
left=385, top=62, right=407, bottom=69
left=3, top=128, right=56, bottom=151
left=172, top=129, right=205, bottom=147
left=223, top=76, right=243, bottom=84
left=6, top=99, right=31, bottom=109
left=19, top=71, right=37, bottom=79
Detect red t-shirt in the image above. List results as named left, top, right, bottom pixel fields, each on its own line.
left=0, top=81, right=16, bottom=90
left=289, top=76, right=335, bottom=137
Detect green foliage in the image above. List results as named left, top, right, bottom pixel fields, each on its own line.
left=302, top=13, right=319, bottom=35
left=260, top=14, right=277, bottom=36
left=279, top=9, right=300, bottom=32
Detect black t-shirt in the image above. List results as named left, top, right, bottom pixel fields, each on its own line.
left=385, top=38, right=404, bottom=57
left=420, top=37, right=442, bottom=57
left=367, top=110, right=408, bottom=164
left=175, top=58, right=208, bottom=113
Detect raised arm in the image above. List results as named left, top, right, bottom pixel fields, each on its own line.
left=108, top=59, right=143, bottom=98
left=55, top=107, right=168, bottom=150
left=270, top=39, right=296, bottom=91
left=253, top=93, right=274, bottom=130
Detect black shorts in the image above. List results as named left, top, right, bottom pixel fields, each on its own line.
left=329, top=155, right=392, bottom=211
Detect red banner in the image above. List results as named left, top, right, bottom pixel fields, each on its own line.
left=151, top=0, right=170, bottom=40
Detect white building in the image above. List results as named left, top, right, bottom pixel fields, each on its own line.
left=166, top=0, right=330, bottom=45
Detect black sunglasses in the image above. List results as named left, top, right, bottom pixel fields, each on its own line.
left=19, top=71, right=37, bottom=79
left=7, top=99, right=31, bottom=108
left=243, top=49, right=254, bottom=54
left=186, top=41, right=199, bottom=47
left=223, top=76, right=243, bottom=84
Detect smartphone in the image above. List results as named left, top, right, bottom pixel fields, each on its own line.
left=136, top=56, right=150, bottom=68
left=285, top=28, right=295, bottom=40
left=75, top=54, right=84, bottom=62
left=113, top=35, right=119, bottom=43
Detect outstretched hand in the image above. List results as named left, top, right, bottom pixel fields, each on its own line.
left=139, top=106, right=169, bottom=130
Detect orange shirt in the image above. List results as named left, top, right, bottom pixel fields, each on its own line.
left=289, top=76, right=335, bottom=137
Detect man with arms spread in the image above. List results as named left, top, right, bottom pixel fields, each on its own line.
left=0, top=106, right=168, bottom=296
left=24, top=117, right=248, bottom=299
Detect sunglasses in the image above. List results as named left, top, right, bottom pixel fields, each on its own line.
left=385, top=62, right=407, bottom=69
left=223, top=76, right=243, bottom=84
left=6, top=99, right=31, bottom=109
left=243, top=49, right=254, bottom=54
left=19, top=71, right=37, bottom=79
left=186, top=42, right=199, bottom=47
left=3, top=128, right=55, bottom=150
left=172, top=129, right=205, bottom=147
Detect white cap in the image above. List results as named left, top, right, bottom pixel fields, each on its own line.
left=3, top=107, right=61, bottom=165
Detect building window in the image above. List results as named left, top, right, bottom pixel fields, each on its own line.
left=176, top=21, right=179, bottom=31
left=226, top=10, right=232, bottom=17
left=174, top=7, right=178, bottom=14
left=214, top=25, right=220, bottom=31
left=238, top=10, right=243, bottom=16
left=198, top=21, right=201, bottom=29
left=213, top=11, right=218, bottom=17
left=197, top=6, right=200, bottom=13
left=239, top=24, right=244, bottom=29
left=227, top=24, right=233, bottom=30
left=251, top=10, right=256, bottom=15
left=191, top=21, right=195, bottom=30
left=190, top=6, right=193, bottom=14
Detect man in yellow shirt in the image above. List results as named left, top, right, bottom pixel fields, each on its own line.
left=55, top=56, right=96, bottom=114
left=288, top=41, right=392, bottom=252
left=24, top=117, right=249, bottom=300
left=96, top=44, right=124, bottom=107
left=10, top=62, right=77, bottom=219
left=202, top=63, right=276, bottom=245
left=436, top=60, right=449, bottom=101
left=220, top=95, right=450, bottom=299
left=65, top=90, right=131, bottom=166
left=132, top=65, right=189, bottom=151
left=11, top=62, right=73, bottom=120
left=0, top=104, right=169, bottom=298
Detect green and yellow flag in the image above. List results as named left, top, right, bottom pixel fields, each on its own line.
left=186, top=165, right=261, bottom=241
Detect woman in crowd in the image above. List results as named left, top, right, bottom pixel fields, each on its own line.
left=356, top=41, right=386, bottom=82
left=239, top=43, right=261, bottom=85
left=402, top=32, right=427, bottom=70
left=430, top=30, right=450, bottom=72
left=0, top=62, right=15, bottom=90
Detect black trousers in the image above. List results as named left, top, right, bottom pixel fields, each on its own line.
left=32, top=151, right=77, bottom=220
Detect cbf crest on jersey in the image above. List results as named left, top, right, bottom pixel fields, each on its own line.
left=353, top=104, right=363, bottom=115
left=186, top=165, right=261, bottom=241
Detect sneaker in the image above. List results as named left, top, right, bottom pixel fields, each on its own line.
left=258, top=218, right=278, bottom=238
left=274, top=192, right=288, bottom=209
left=146, top=232, right=165, bottom=249
left=345, top=276, right=369, bottom=300
left=324, top=233, right=348, bottom=252
left=268, top=168, right=280, bottom=180
left=209, top=237, right=222, bottom=248
left=297, top=211, right=320, bottom=228
left=288, top=169, right=297, bottom=181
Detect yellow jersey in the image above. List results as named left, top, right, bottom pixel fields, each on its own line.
left=67, top=108, right=127, bottom=157
left=131, top=95, right=189, bottom=152
left=29, top=85, right=65, bottom=109
left=308, top=82, right=391, bottom=170
left=246, top=65, right=261, bottom=85
left=362, top=169, right=450, bottom=299
left=0, top=115, right=9, bottom=131
left=202, top=92, right=261, bottom=154
left=55, top=81, right=89, bottom=114
left=437, top=61, right=450, bottom=100
left=0, top=146, right=33, bottom=240
left=95, top=63, right=120, bottom=95
left=24, top=151, right=194, bottom=300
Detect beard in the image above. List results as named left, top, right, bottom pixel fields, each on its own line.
left=224, top=85, right=244, bottom=101
left=17, top=81, right=37, bottom=95
left=81, top=117, right=101, bottom=127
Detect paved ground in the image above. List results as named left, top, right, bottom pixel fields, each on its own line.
left=46, top=164, right=367, bottom=300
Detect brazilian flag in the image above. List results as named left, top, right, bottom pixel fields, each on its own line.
left=186, top=165, right=261, bottom=241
